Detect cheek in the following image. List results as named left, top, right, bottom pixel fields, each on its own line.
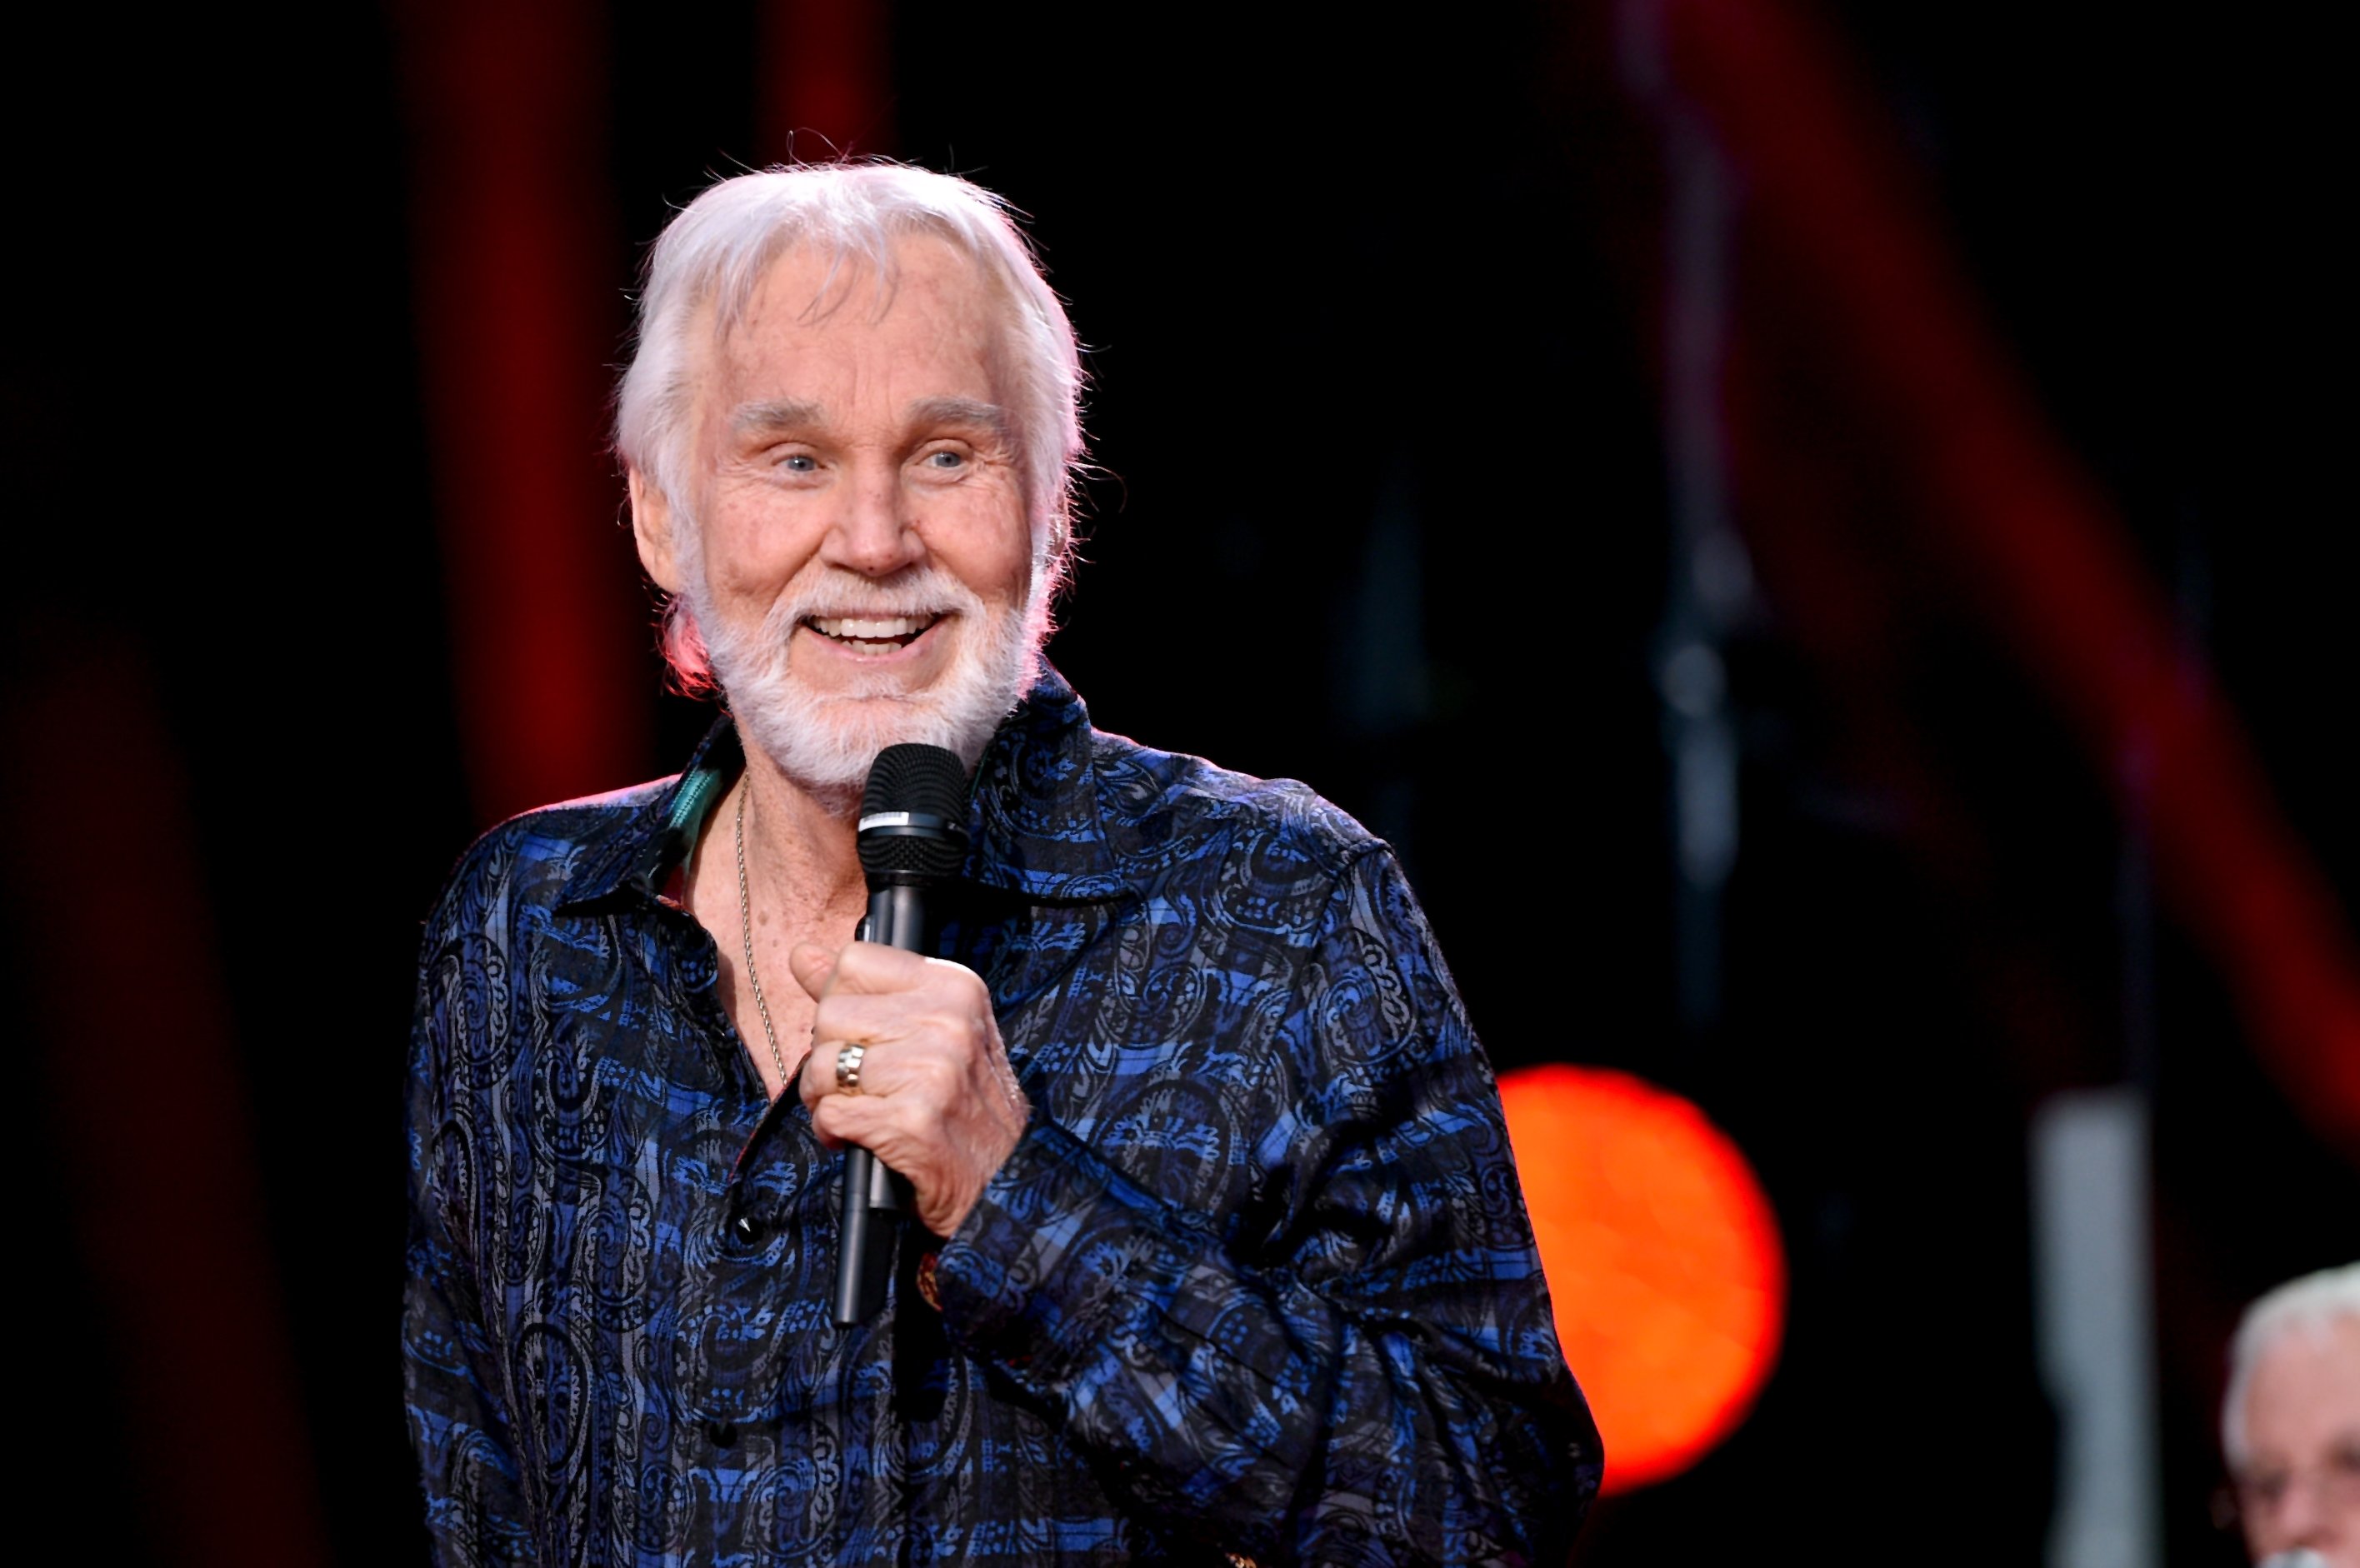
left=702, top=495, right=818, bottom=597
left=933, top=492, right=1034, bottom=603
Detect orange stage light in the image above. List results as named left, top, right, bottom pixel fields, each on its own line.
left=1498, top=1063, right=1786, bottom=1494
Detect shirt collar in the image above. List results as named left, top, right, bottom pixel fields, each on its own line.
left=553, top=664, right=1126, bottom=916
left=964, top=664, right=1131, bottom=904
left=554, top=715, right=742, bottom=913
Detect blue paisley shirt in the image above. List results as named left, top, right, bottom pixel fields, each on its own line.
left=403, top=669, right=1600, bottom=1566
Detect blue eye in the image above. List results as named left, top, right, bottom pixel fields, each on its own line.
left=926, top=450, right=965, bottom=469
left=781, top=454, right=818, bottom=473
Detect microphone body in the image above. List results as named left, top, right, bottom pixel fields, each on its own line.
left=834, top=744, right=970, bottom=1327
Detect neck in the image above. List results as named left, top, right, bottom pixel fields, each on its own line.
left=736, top=743, right=868, bottom=916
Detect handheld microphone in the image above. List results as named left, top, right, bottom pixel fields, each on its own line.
left=834, top=742, right=970, bottom=1326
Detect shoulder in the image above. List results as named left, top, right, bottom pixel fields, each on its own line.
left=1085, top=727, right=1388, bottom=893
left=420, top=776, right=677, bottom=947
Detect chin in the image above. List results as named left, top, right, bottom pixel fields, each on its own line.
left=718, top=618, right=1040, bottom=801
left=680, top=542, right=1051, bottom=801
left=773, top=688, right=992, bottom=790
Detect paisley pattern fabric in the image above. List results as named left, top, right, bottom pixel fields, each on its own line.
left=403, top=668, right=1600, bottom=1566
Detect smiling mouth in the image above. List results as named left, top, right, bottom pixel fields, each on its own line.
left=802, top=612, right=945, bottom=657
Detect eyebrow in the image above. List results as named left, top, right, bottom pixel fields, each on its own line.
left=728, top=395, right=1011, bottom=442
left=728, top=398, right=826, bottom=438
left=906, top=396, right=1011, bottom=440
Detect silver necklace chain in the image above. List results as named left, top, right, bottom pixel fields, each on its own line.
left=733, top=781, right=790, bottom=1090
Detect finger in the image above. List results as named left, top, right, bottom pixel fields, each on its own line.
left=820, top=1033, right=925, bottom=1097
left=809, top=990, right=956, bottom=1052
left=815, top=953, right=996, bottom=1041
left=805, top=1089, right=852, bottom=1150
left=820, top=941, right=945, bottom=995
left=799, top=1039, right=868, bottom=1117
left=810, top=1093, right=922, bottom=1168
left=788, top=941, right=839, bottom=1002
left=805, top=1056, right=921, bottom=1153
left=797, top=1041, right=831, bottom=1116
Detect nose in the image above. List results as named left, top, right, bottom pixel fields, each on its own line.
left=2260, top=1476, right=2335, bottom=1560
left=820, top=461, right=924, bottom=578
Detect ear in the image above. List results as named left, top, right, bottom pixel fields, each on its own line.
left=628, top=466, right=683, bottom=593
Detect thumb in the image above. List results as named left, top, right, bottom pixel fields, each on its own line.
left=787, top=941, right=838, bottom=1001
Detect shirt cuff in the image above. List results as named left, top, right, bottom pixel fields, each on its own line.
left=931, top=1111, right=1184, bottom=1385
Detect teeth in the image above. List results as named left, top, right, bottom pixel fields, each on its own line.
left=811, top=615, right=932, bottom=640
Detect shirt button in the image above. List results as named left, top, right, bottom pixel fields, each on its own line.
left=731, top=1212, right=765, bottom=1246
left=706, top=1420, right=738, bottom=1449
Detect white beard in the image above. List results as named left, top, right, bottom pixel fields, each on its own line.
left=681, top=544, right=1047, bottom=804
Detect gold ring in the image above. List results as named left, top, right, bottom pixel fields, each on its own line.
left=834, top=1043, right=867, bottom=1095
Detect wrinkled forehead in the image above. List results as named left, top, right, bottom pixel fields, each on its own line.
left=2244, top=1314, right=2360, bottom=1443
left=705, top=232, right=1015, bottom=374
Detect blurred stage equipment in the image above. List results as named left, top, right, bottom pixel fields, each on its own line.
left=2032, top=1090, right=2162, bottom=1568
left=1628, top=2, right=1755, bottom=1031
left=1498, top=1064, right=1784, bottom=1492
left=1619, top=0, right=2360, bottom=1161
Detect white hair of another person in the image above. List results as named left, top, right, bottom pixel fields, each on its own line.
left=612, top=162, right=1087, bottom=690
left=2222, top=1261, right=2360, bottom=1467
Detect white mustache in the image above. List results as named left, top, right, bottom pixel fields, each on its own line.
left=758, top=567, right=982, bottom=643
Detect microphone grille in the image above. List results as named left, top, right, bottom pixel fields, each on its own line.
left=858, top=744, right=970, bottom=879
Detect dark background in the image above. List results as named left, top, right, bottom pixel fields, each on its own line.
left=3, top=1, right=2352, bottom=1562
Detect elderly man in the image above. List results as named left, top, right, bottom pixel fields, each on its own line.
left=402, top=163, right=1599, bottom=1566
left=2223, top=1264, right=2360, bottom=1567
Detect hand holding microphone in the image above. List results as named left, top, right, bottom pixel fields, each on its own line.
left=791, top=744, right=1028, bottom=1325
left=789, top=942, right=1027, bottom=1232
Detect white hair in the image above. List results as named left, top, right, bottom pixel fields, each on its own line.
left=2222, top=1261, right=2360, bottom=1466
left=612, top=162, right=1086, bottom=688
